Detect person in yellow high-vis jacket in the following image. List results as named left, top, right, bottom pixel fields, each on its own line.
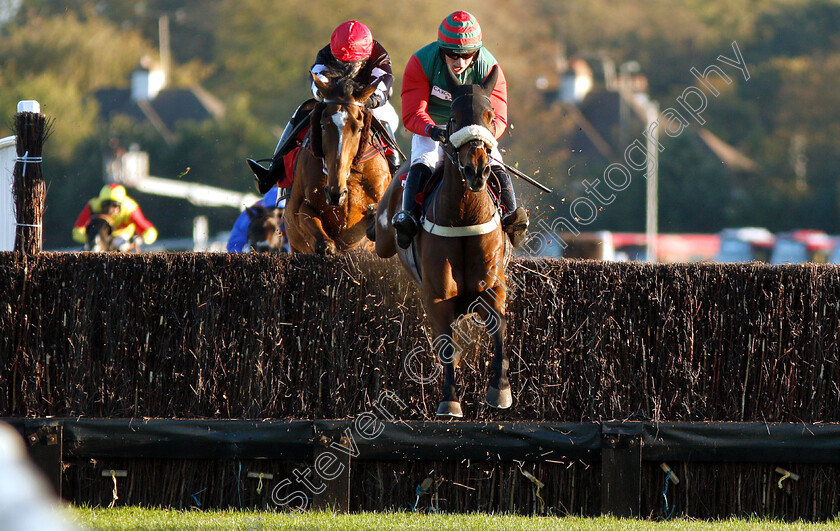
left=72, top=184, right=158, bottom=249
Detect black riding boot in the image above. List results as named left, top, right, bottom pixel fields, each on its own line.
left=392, top=164, right=431, bottom=249
left=247, top=103, right=312, bottom=194
left=493, top=166, right=529, bottom=247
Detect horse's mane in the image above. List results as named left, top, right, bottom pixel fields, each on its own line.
left=310, top=103, right=325, bottom=158
left=325, top=60, right=365, bottom=90
left=352, top=111, right=374, bottom=166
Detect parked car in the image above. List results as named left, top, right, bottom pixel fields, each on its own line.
left=770, top=230, right=833, bottom=264
left=530, top=231, right=616, bottom=260
left=715, top=227, right=775, bottom=263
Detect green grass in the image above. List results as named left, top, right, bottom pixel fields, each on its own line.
left=70, top=507, right=840, bottom=531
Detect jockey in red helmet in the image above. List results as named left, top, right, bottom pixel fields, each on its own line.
left=247, top=20, right=400, bottom=194
left=392, top=11, right=528, bottom=249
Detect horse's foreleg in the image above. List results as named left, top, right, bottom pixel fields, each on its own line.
left=477, top=290, right=512, bottom=409
left=373, top=182, right=398, bottom=258
left=294, top=204, right=337, bottom=255
left=428, top=302, right=462, bottom=418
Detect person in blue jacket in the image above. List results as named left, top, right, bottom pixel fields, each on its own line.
left=227, top=187, right=289, bottom=253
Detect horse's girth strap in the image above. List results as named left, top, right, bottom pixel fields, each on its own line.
left=421, top=212, right=500, bottom=237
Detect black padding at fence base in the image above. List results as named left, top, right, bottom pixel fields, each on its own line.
left=5, top=419, right=839, bottom=464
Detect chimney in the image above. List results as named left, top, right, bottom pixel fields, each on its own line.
left=559, top=58, right=593, bottom=104
left=130, top=56, right=166, bottom=101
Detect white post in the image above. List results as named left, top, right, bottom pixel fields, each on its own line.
left=0, top=135, right=16, bottom=251
left=645, top=101, right=659, bottom=263
left=193, top=216, right=209, bottom=252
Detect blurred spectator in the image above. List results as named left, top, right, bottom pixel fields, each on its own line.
left=0, top=422, right=81, bottom=531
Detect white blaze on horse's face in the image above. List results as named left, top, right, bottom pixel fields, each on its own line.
left=331, top=110, right=348, bottom=162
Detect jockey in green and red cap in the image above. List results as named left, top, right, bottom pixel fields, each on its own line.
left=393, top=11, right=528, bottom=250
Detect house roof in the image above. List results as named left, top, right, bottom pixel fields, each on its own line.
left=564, top=87, right=757, bottom=172
left=94, top=86, right=224, bottom=141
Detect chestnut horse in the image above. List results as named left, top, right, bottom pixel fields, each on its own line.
left=284, top=75, right=391, bottom=254
left=374, top=66, right=512, bottom=417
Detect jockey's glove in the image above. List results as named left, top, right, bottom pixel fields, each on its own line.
left=364, top=93, right=383, bottom=109
left=425, top=125, right=448, bottom=143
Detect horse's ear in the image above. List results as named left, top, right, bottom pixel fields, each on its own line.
left=481, top=65, right=499, bottom=94
left=357, top=80, right=378, bottom=105
left=312, top=73, right=329, bottom=97
left=246, top=206, right=263, bottom=220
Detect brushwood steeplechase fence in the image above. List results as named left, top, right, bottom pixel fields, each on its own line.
left=1, top=252, right=840, bottom=519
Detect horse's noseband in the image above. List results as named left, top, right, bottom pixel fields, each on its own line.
left=445, top=127, right=495, bottom=181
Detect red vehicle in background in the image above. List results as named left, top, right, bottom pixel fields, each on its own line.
left=610, top=233, right=720, bottom=263
left=549, top=232, right=720, bottom=262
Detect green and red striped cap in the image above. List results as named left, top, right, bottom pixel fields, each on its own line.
left=437, top=11, right=482, bottom=51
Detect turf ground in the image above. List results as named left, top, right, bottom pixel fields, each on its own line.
left=70, top=507, right=840, bottom=530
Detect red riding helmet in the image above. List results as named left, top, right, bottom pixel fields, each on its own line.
left=330, top=20, right=373, bottom=62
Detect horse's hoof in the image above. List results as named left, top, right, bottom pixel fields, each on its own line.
left=485, top=386, right=513, bottom=409
left=436, top=401, right=463, bottom=418
left=315, top=241, right=336, bottom=255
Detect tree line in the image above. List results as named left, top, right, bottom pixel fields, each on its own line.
left=2, top=0, right=839, bottom=247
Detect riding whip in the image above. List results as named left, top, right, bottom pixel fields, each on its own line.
left=494, top=158, right=553, bottom=193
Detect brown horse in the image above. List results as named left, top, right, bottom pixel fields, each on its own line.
left=374, top=66, right=512, bottom=417
left=246, top=205, right=286, bottom=253
left=85, top=215, right=114, bottom=252
left=283, top=75, right=391, bottom=254
left=85, top=215, right=141, bottom=252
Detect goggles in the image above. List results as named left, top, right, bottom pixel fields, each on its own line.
left=442, top=49, right=478, bottom=61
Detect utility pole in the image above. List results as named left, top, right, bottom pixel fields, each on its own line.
left=645, top=101, right=660, bottom=263
left=158, top=15, right=171, bottom=80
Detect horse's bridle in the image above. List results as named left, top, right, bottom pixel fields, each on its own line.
left=321, top=99, right=364, bottom=107
left=444, top=138, right=491, bottom=181
left=444, top=94, right=496, bottom=180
